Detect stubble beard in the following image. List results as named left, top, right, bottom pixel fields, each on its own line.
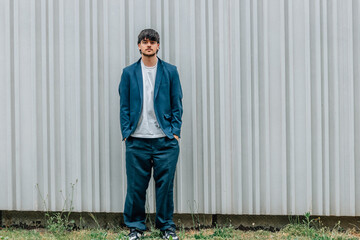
left=142, top=51, right=156, bottom=57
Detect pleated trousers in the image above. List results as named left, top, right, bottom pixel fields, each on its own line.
left=124, top=136, right=179, bottom=231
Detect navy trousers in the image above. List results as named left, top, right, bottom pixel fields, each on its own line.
left=124, top=136, right=179, bottom=231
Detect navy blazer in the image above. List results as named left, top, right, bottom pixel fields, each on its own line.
left=119, top=57, right=183, bottom=140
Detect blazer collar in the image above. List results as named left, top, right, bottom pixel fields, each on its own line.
left=154, top=58, right=164, bottom=98
left=135, top=57, right=164, bottom=100
left=135, top=58, right=143, bottom=101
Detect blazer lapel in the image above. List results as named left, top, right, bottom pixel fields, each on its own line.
left=154, top=58, right=163, bottom=99
left=135, top=59, right=143, bottom=102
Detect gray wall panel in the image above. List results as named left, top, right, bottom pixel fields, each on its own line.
left=0, top=0, right=359, bottom=216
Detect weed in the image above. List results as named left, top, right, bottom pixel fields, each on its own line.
left=45, top=211, right=74, bottom=234
left=303, top=211, right=315, bottom=229
left=332, top=221, right=345, bottom=233
left=79, top=215, right=85, bottom=229
left=211, top=224, right=234, bottom=239
left=36, top=180, right=78, bottom=234
left=193, top=230, right=208, bottom=239
left=89, top=212, right=101, bottom=229
left=288, top=214, right=301, bottom=225
left=188, top=200, right=201, bottom=229
left=283, top=213, right=318, bottom=238
left=177, top=223, right=186, bottom=239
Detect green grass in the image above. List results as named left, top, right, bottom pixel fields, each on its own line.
left=0, top=213, right=359, bottom=240
left=0, top=226, right=358, bottom=240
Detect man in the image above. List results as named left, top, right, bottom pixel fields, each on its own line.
left=119, top=29, right=183, bottom=240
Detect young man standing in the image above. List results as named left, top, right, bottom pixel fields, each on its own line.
left=119, top=29, right=183, bottom=240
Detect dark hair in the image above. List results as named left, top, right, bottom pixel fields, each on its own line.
left=137, top=29, right=160, bottom=44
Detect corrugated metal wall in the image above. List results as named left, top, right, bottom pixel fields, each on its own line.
left=0, top=0, right=359, bottom=216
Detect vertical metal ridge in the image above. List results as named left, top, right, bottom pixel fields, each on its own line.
left=30, top=0, right=38, bottom=210
left=40, top=0, right=49, bottom=211
left=5, top=0, right=13, bottom=210
left=279, top=0, right=287, bottom=215
left=73, top=0, right=82, bottom=211
left=48, top=0, right=56, bottom=210
left=304, top=0, right=313, bottom=213
left=218, top=0, right=227, bottom=213
left=189, top=0, right=198, bottom=211
left=251, top=0, right=260, bottom=214
left=128, top=0, right=134, bottom=62
left=1, top=0, right=9, bottom=207
left=102, top=0, right=111, bottom=213
left=200, top=0, right=209, bottom=213
left=321, top=0, right=330, bottom=215
left=345, top=0, right=355, bottom=215
left=156, top=0, right=162, bottom=55
left=208, top=0, right=216, bottom=213
left=58, top=0, right=66, bottom=209
left=353, top=0, right=360, bottom=216
left=92, top=0, right=100, bottom=212
left=13, top=0, right=21, bottom=210
left=224, top=0, right=232, bottom=213
left=312, top=0, right=324, bottom=215
left=145, top=0, right=151, bottom=28
left=262, top=0, right=271, bottom=214
left=286, top=0, right=296, bottom=215
left=84, top=0, right=92, bottom=211
left=3, top=0, right=12, bottom=210
left=163, top=0, right=169, bottom=59
left=228, top=0, right=234, bottom=213
left=330, top=0, right=341, bottom=216
left=244, top=0, right=253, bottom=214
left=231, top=0, right=242, bottom=214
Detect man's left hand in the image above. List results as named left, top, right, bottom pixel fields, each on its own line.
left=173, top=135, right=179, bottom=141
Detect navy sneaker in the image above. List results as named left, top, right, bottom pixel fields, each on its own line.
left=162, top=227, right=179, bottom=240
left=127, top=228, right=143, bottom=240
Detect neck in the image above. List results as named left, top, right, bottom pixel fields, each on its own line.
left=141, top=55, right=158, bottom=67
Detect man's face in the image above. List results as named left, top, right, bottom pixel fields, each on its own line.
left=138, top=38, right=159, bottom=57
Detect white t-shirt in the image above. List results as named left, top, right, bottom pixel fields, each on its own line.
left=131, top=60, right=166, bottom=138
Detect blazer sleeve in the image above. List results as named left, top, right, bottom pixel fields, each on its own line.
left=119, top=70, right=131, bottom=140
left=170, top=67, right=183, bottom=137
